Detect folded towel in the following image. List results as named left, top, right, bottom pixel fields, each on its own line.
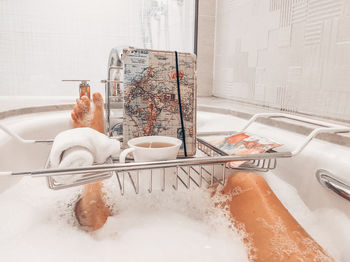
left=54, top=147, right=95, bottom=183
left=49, top=127, right=120, bottom=168
left=59, top=146, right=94, bottom=168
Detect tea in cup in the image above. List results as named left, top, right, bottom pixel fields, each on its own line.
left=119, top=136, right=182, bottom=163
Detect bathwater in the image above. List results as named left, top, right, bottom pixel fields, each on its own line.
left=0, top=177, right=249, bottom=262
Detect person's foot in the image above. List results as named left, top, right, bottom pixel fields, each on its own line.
left=71, top=96, right=91, bottom=128
left=90, top=93, right=105, bottom=134
left=70, top=93, right=111, bottom=231
left=92, top=92, right=104, bottom=108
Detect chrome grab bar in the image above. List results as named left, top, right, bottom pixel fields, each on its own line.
left=316, top=169, right=350, bottom=202
left=9, top=151, right=291, bottom=178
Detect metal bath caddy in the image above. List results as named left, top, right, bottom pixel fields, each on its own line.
left=2, top=112, right=349, bottom=196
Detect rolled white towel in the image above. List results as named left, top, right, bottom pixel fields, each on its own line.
left=53, top=147, right=95, bottom=183
left=49, top=127, right=120, bottom=168
left=59, top=146, right=94, bottom=168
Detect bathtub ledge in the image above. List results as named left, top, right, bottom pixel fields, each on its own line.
left=1, top=96, right=350, bottom=148
left=198, top=97, right=350, bottom=148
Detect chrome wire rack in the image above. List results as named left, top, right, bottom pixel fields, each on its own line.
left=197, top=137, right=278, bottom=172
left=43, top=138, right=287, bottom=192
left=1, top=112, right=349, bottom=195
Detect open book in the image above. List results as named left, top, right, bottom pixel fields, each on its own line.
left=204, top=132, right=281, bottom=168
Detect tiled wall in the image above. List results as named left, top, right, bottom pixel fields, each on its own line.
left=0, top=0, right=194, bottom=96
left=213, top=0, right=350, bottom=122
left=197, top=0, right=216, bottom=96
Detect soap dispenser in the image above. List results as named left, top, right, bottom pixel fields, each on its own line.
left=79, top=80, right=91, bottom=99
left=62, top=80, right=91, bottom=99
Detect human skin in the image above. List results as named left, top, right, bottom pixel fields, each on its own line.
left=219, top=171, right=334, bottom=262
left=71, top=93, right=111, bottom=231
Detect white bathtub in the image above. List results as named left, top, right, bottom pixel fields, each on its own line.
left=0, top=108, right=350, bottom=261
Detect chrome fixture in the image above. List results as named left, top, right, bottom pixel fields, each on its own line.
left=107, top=47, right=123, bottom=102
left=316, top=169, right=350, bottom=202
left=103, top=47, right=124, bottom=136
left=62, top=80, right=91, bottom=99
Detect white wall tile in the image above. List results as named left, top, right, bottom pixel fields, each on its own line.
left=214, top=0, right=350, bottom=122
left=197, top=0, right=217, bottom=96
left=0, top=0, right=195, bottom=96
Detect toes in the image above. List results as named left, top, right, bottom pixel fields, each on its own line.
left=80, top=96, right=91, bottom=111
left=78, top=96, right=90, bottom=115
left=73, top=102, right=83, bottom=119
left=71, top=111, right=77, bottom=122
left=71, top=96, right=92, bottom=128
left=76, top=97, right=90, bottom=116
left=78, top=100, right=87, bottom=115
left=92, top=93, right=104, bottom=107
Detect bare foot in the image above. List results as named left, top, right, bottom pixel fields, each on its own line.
left=71, top=96, right=91, bottom=128
left=70, top=93, right=111, bottom=231
left=90, top=92, right=105, bottom=134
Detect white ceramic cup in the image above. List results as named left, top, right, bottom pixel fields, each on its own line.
left=119, top=136, right=182, bottom=163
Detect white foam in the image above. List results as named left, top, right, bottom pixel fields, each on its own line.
left=2, top=170, right=349, bottom=262
left=262, top=172, right=350, bottom=261
left=2, top=168, right=350, bottom=261
left=2, top=111, right=350, bottom=261
left=0, top=177, right=249, bottom=262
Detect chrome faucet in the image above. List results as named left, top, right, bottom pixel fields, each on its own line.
left=62, top=80, right=91, bottom=99
left=107, top=47, right=123, bottom=102
left=103, top=47, right=125, bottom=136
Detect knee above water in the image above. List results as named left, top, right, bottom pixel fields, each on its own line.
left=226, top=172, right=267, bottom=189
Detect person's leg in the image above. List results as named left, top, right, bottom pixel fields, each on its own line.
left=220, top=172, right=333, bottom=262
left=71, top=94, right=111, bottom=231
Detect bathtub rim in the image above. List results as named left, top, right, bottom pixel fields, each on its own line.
left=1, top=96, right=350, bottom=148
left=1, top=100, right=350, bottom=219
